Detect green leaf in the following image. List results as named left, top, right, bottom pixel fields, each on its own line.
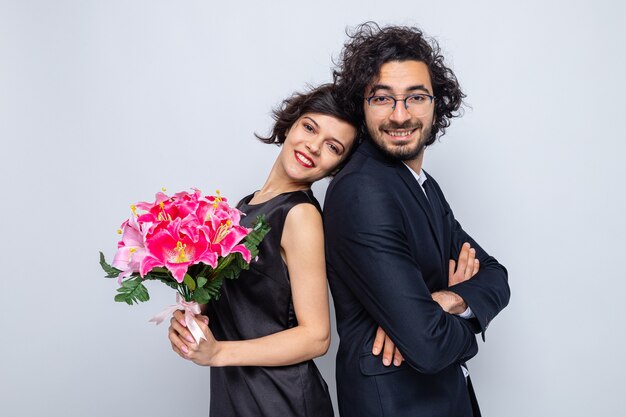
left=204, top=277, right=224, bottom=300
left=114, top=277, right=150, bottom=305
left=192, top=286, right=210, bottom=304
left=183, top=274, right=196, bottom=291
left=214, top=252, right=255, bottom=282
left=197, top=276, right=208, bottom=288
left=99, top=251, right=121, bottom=278
left=241, top=215, right=271, bottom=260
left=145, top=273, right=179, bottom=290
left=244, top=215, right=271, bottom=250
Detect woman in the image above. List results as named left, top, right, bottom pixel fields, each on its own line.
left=168, top=84, right=357, bottom=417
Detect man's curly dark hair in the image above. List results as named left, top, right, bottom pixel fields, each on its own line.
left=333, top=22, right=465, bottom=146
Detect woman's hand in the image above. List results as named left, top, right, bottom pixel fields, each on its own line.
left=168, top=310, right=221, bottom=367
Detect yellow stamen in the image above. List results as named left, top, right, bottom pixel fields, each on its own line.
left=174, top=241, right=188, bottom=263
left=130, top=204, right=137, bottom=216
left=129, top=247, right=136, bottom=253
left=117, top=229, right=122, bottom=234
left=162, top=187, right=167, bottom=192
left=157, top=201, right=170, bottom=221
left=213, top=221, right=232, bottom=244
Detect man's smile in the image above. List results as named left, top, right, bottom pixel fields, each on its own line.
left=383, top=128, right=418, bottom=139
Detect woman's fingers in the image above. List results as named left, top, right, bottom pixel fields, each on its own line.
left=194, top=315, right=213, bottom=341
left=172, top=310, right=186, bottom=327
left=170, top=316, right=196, bottom=344
left=168, top=312, right=212, bottom=361
left=171, top=341, right=186, bottom=358
left=168, top=326, right=190, bottom=357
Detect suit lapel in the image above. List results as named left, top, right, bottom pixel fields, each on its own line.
left=422, top=173, right=446, bottom=260
left=396, top=166, right=444, bottom=258
left=357, top=139, right=445, bottom=259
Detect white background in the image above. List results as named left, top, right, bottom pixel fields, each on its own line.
left=1, top=1, right=625, bottom=416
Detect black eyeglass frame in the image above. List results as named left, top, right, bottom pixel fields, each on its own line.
left=364, top=93, right=435, bottom=111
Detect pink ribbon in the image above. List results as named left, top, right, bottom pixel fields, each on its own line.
left=149, top=293, right=207, bottom=344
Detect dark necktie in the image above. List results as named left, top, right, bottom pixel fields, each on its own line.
left=422, top=178, right=435, bottom=210
left=422, top=176, right=444, bottom=254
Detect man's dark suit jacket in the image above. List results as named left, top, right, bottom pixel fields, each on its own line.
left=324, top=139, right=510, bottom=417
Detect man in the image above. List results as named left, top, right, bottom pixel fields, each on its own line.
left=324, top=23, right=510, bottom=417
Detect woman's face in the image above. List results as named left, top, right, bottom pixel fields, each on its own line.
left=278, top=113, right=357, bottom=184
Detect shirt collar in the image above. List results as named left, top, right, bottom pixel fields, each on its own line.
left=402, top=162, right=427, bottom=186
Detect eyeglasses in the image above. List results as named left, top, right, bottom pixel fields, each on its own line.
left=364, top=93, right=435, bottom=116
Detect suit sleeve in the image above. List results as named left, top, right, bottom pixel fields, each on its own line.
left=439, top=190, right=511, bottom=335
left=325, top=173, right=478, bottom=374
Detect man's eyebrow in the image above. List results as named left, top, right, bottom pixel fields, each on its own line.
left=367, top=84, right=392, bottom=96
left=368, top=84, right=432, bottom=95
left=302, top=116, right=320, bottom=129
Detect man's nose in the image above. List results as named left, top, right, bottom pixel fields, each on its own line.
left=389, top=100, right=411, bottom=124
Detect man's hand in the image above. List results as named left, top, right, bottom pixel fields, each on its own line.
left=372, top=326, right=404, bottom=366
left=448, top=242, right=479, bottom=286
left=432, top=242, right=479, bottom=314
left=371, top=243, right=481, bottom=365
left=431, top=290, right=468, bottom=314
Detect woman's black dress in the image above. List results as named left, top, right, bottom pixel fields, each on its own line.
left=207, top=189, right=334, bottom=417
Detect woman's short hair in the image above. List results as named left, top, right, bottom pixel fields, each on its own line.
left=255, top=84, right=357, bottom=145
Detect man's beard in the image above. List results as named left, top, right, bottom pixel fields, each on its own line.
left=367, top=120, right=432, bottom=162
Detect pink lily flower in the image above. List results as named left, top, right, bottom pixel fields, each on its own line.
left=112, top=216, right=148, bottom=282
left=195, top=197, right=251, bottom=261
left=140, top=219, right=218, bottom=283
left=207, top=222, right=251, bottom=262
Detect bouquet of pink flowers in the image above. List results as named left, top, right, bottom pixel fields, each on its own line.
left=99, top=188, right=269, bottom=342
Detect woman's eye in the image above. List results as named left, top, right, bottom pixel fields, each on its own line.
left=327, top=142, right=341, bottom=154
left=303, top=123, right=314, bottom=132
